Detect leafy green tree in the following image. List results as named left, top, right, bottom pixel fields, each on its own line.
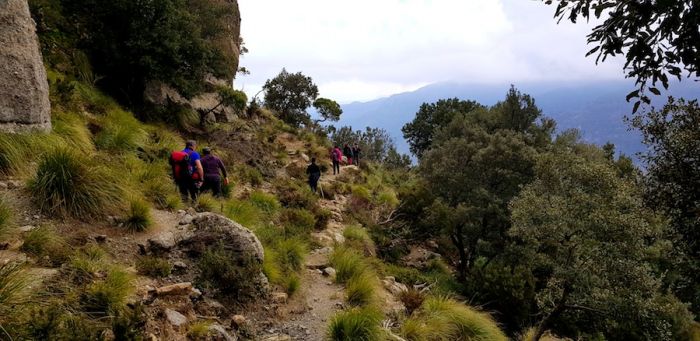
left=632, top=98, right=700, bottom=314
left=541, top=0, right=699, bottom=109
left=402, top=98, right=483, bottom=158
left=383, top=146, right=411, bottom=170
left=509, top=148, right=690, bottom=341
left=419, top=114, right=536, bottom=279
left=263, top=68, right=319, bottom=127
left=312, top=98, right=342, bottom=123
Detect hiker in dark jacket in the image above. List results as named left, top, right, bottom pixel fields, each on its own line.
left=170, top=140, right=204, bottom=202
left=306, top=158, right=321, bottom=193
left=343, top=144, right=352, bottom=165
left=352, top=143, right=360, bottom=166
left=200, top=147, right=229, bottom=197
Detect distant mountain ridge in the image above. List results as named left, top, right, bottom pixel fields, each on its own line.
left=336, top=80, right=699, bottom=159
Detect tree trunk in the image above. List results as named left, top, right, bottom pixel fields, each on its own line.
left=451, top=226, right=468, bottom=281
left=533, top=285, right=570, bottom=341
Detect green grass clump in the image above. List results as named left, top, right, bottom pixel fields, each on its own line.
left=275, top=178, right=318, bottom=210
left=262, top=248, right=282, bottom=285
left=327, top=307, right=383, bottom=341
left=94, top=109, right=147, bottom=152
left=376, top=189, right=399, bottom=208
left=82, top=268, right=132, bottom=315
left=0, top=134, right=27, bottom=175
left=0, top=262, right=29, bottom=316
left=285, top=274, right=301, bottom=296
left=234, top=164, right=263, bottom=187
left=0, top=197, right=13, bottom=241
left=249, top=190, right=281, bottom=214
left=401, top=296, right=507, bottom=341
left=345, top=272, right=378, bottom=307
left=29, top=147, right=123, bottom=219
left=70, top=244, right=107, bottom=282
left=195, top=193, right=217, bottom=212
left=351, top=185, right=372, bottom=202
left=280, top=208, right=316, bottom=237
left=142, top=126, right=183, bottom=160
left=136, top=256, right=172, bottom=278
left=187, top=321, right=212, bottom=339
left=277, top=238, right=307, bottom=272
left=330, top=247, right=370, bottom=284
left=123, top=198, right=152, bottom=232
left=20, top=226, right=71, bottom=267
left=223, top=199, right=262, bottom=228
left=313, top=206, right=332, bottom=230
left=343, top=225, right=376, bottom=256
left=52, top=111, right=94, bottom=153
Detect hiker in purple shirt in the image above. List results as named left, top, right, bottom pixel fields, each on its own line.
left=200, top=147, right=229, bottom=197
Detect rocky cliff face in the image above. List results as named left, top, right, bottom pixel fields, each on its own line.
left=0, top=0, right=51, bottom=133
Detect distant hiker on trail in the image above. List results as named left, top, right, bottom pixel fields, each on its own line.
left=343, top=144, right=352, bottom=165
left=306, top=157, right=321, bottom=193
left=200, top=147, right=229, bottom=197
left=170, top=140, right=204, bottom=202
left=331, top=145, right=342, bottom=175
left=352, top=143, right=360, bottom=166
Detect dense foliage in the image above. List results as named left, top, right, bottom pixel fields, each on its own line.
left=393, top=88, right=696, bottom=340
left=541, top=0, right=699, bottom=109
left=633, top=99, right=700, bottom=315
left=30, top=0, right=238, bottom=106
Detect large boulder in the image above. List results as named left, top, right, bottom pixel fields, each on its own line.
left=0, top=0, right=51, bottom=133
left=175, top=212, right=269, bottom=299
left=179, top=212, right=264, bottom=263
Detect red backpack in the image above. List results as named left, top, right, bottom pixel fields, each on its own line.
left=169, top=150, right=192, bottom=180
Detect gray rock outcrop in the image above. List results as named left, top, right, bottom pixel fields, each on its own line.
left=0, top=0, right=51, bottom=133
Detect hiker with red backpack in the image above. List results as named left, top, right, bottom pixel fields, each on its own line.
left=170, top=140, right=204, bottom=202
left=330, top=145, right=342, bottom=175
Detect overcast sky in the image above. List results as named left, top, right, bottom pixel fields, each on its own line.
left=237, top=0, right=625, bottom=103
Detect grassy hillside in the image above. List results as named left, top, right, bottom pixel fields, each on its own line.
left=0, top=71, right=504, bottom=340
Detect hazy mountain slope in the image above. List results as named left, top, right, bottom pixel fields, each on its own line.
left=337, top=80, right=699, bottom=158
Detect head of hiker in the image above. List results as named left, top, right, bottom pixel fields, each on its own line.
left=203, top=147, right=211, bottom=155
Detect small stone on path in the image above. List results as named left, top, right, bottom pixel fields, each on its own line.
left=164, top=308, right=187, bottom=327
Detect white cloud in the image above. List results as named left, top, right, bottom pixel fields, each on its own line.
left=236, top=0, right=625, bottom=103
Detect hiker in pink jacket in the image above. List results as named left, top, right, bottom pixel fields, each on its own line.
left=331, top=146, right=342, bottom=175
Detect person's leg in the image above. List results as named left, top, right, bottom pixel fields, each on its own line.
left=188, top=180, right=199, bottom=202
left=211, top=177, right=222, bottom=197
left=176, top=180, right=189, bottom=202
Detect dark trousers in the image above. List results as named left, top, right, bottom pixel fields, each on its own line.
left=332, top=160, right=340, bottom=174
left=176, top=178, right=198, bottom=202
left=308, top=173, right=320, bottom=193
left=202, top=176, right=222, bottom=197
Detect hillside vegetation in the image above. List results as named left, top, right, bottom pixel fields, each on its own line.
left=0, top=0, right=698, bottom=340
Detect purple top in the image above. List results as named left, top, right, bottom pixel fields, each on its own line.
left=200, top=155, right=227, bottom=179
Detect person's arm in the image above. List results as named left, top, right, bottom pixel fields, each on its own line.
left=218, top=158, right=228, bottom=179
left=195, top=159, right=204, bottom=180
